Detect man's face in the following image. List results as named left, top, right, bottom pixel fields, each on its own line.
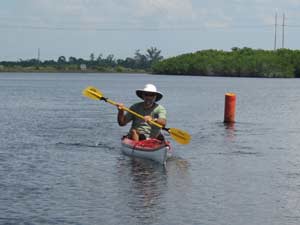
left=143, top=92, right=156, bottom=106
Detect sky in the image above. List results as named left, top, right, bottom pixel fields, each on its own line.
left=1, top=0, right=300, bottom=61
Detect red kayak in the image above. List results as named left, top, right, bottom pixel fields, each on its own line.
left=121, top=137, right=172, bottom=165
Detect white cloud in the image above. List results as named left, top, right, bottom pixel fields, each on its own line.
left=136, top=0, right=195, bottom=18
left=19, top=0, right=197, bottom=28
left=2, top=0, right=300, bottom=29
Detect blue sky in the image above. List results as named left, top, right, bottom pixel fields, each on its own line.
left=1, top=0, right=300, bottom=61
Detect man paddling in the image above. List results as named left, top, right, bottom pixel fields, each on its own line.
left=117, top=84, right=167, bottom=141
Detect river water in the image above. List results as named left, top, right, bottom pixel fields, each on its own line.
left=1, top=72, right=300, bottom=225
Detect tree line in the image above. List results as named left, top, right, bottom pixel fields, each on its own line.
left=152, top=47, right=300, bottom=78
left=0, top=47, right=163, bottom=73
left=2, top=47, right=300, bottom=78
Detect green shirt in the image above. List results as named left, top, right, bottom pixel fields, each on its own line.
left=124, top=102, right=167, bottom=138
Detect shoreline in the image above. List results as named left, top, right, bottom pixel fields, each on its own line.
left=0, top=68, right=148, bottom=74
left=0, top=70, right=297, bottom=78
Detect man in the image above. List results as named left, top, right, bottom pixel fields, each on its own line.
left=117, top=84, right=167, bottom=141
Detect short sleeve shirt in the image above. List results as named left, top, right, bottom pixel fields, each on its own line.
left=124, top=102, right=167, bottom=138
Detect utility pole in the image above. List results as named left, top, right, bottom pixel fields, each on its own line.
left=274, top=12, right=277, bottom=50
left=37, top=48, right=40, bottom=69
left=37, top=48, right=40, bottom=62
left=282, top=13, right=285, bottom=49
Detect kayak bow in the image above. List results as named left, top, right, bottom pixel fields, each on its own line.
left=121, top=137, right=172, bottom=165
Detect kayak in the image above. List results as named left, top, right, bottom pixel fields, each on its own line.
left=121, top=137, right=172, bottom=165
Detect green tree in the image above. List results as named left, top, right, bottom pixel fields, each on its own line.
left=134, top=50, right=148, bottom=69
left=146, top=47, right=163, bottom=64
left=68, top=56, right=77, bottom=64
left=90, top=53, right=95, bottom=62
left=57, top=56, right=66, bottom=64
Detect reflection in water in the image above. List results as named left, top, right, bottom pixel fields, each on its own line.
left=224, top=122, right=236, bottom=142
left=129, top=159, right=167, bottom=208
left=166, top=156, right=190, bottom=171
left=116, top=158, right=168, bottom=224
left=116, top=157, right=191, bottom=224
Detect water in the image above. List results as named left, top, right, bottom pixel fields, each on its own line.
left=1, top=73, right=300, bottom=225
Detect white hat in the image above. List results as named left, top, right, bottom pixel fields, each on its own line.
left=136, top=84, right=163, bottom=102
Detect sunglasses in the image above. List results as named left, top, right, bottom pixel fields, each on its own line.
left=143, top=92, right=156, bottom=97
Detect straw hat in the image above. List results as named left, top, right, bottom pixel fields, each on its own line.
left=136, top=84, right=163, bottom=102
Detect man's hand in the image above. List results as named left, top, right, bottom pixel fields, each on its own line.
left=116, top=103, right=125, bottom=111
left=144, top=115, right=152, bottom=122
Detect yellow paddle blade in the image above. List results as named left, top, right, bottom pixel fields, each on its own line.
left=168, top=128, right=191, bottom=145
left=82, top=86, right=103, bottom=100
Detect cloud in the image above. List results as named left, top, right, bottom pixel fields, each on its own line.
left=2, top=0, right=300, bottom=30
left=136, top=0, right=195, bottom=19
left=17, top=0, right=197, bottom=28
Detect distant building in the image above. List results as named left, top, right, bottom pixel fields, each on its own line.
left=80, top=64, right=87, bottom=71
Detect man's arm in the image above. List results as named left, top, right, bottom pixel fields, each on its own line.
left=116, top=103, right=129, bottom=126
left=153, top=118, right=166, bottom=127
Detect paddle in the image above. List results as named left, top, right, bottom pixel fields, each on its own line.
left=82, top=86, right=191, bottom=145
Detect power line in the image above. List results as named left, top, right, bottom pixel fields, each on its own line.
left=0, top=23, right=274, bottom=31
left=285, top=25, right=300, bottom=27
left=0, top=20, right=299, bottom=33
